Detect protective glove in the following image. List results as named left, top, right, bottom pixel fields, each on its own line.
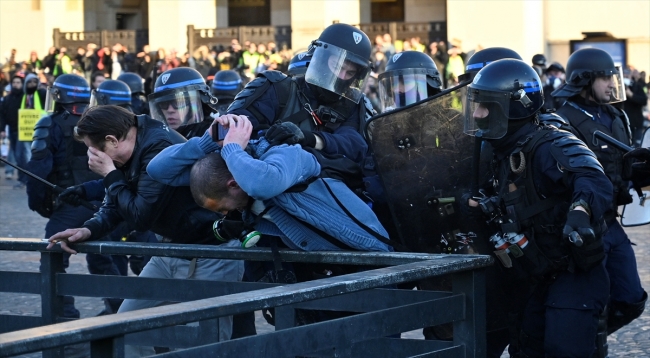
left=212, top=219, right=261, bottom=248
left=563, top=210, right=604, bottom=272
left=58, top=185, right=87, bottom=207
left=459, top=192, right=485, bottom=223
left=622, top=147, right=650, bottom=187
left=264, top=122, right=317, bottom=147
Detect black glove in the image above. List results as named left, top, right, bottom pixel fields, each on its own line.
left=264, top=122, right=317, bottom=148
left=623, top=147, right=650, bottom=187
left=459, top=192, right=485, bottom=224
left=563, top=210, right=604, bottom=272
left=265, top=122, right=304, bottom=146
left=58, top=185, right=86, bottom=207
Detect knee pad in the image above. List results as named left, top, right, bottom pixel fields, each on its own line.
left=608, top=290, right=648, bottom=334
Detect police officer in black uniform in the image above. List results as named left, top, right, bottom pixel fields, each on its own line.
left=227, top=23, right=376, bottom=164
left=117, top=72, right=149, bottom=115
left=464, top=59, right=612, bottom=357
left=552, top=48, right=647, bottom=335
left=210, top=70, right=244, bottom=115
left=286, top=51, right=312, bottom=77
left=90, top=79, right=133, bottom=111
left=26, top=74, right=102, bottom=319
left=377, top=50, right=442, bottom=112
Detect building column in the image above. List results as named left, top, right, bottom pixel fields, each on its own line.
left=216, top=0, right=228, bottom=28
left=290, top=0, right=360, bottom=51
left=148, top=0, right=216, bottom=54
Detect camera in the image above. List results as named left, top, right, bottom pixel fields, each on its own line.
left=211, top=122, right=229, bottom=142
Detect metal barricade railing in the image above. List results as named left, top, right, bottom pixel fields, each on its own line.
left=0, top=238, right=491, bottom=357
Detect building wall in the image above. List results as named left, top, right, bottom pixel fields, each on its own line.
left=545, top=0, right=650, bottom=70
left=290, top=0, right=360, bottom=52
left=405, top=0, right=445, bottom=23
left=447, top=0, right=545, bottom=65
left=148, top=0, right=216, bottom=54
left=271, top=0, right=291, bottom=26
left=0, top=0, right=85, bottom=64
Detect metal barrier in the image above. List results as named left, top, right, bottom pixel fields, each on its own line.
left=187, top=25, right=292, bottom=53
left=52, top=28, right=149, bottom=52
left=0, top=238, right=491, bottom=357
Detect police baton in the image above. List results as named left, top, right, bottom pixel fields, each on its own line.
left=0, top=157, right=98, bottom=211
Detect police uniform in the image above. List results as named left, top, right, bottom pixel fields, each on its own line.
left=552, top=48, right=647, bottom=336
left=465, top=59, right=613, bottom=357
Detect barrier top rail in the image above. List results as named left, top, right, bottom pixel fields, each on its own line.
left=0, top=238, right=491, bottom=267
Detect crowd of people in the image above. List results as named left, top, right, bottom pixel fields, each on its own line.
left=1, top=23, right=650, bottom=357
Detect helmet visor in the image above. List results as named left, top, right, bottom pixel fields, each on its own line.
left=44, top=86, right=55, bottom=113
left=592, top=66, right=626, bottom=104
left=89, top=90, right=99, bottom=108
left=378, top=70, right=429, bottom=112
left=463, top=88, right=510, bottom=140
left=304, top=44, right=370, bottom=104
left=148, top=89, right=204, bottom=130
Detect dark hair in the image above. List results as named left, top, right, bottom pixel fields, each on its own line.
left=74, top=105, right=136, bottom=149
left=189, top=152, right=233, bottom=205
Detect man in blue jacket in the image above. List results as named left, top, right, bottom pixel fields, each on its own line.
left=147, top=114, right=392, bottom=252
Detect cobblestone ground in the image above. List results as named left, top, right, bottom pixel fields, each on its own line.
left=1, top=169, right=648, bottom=357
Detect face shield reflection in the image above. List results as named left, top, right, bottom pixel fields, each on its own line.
left=304, top=44, right=370, bottom=104
left=379, top=71, right=429, bottom=112
left=591, top=66, right=626, bottom=104
left=148, top=89, right=204, bottom=130
left=463, top=89, right=509, bottom=140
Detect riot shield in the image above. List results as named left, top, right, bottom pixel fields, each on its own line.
left=367, top=84, right=478, bottom=253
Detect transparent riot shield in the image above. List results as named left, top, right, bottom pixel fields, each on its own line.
left=621, top=126, right=650, bottom=227
left=366, top=84, right=479, bottom=252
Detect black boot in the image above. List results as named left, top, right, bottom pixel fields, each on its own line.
left=608, top=291, right=648, bottom=335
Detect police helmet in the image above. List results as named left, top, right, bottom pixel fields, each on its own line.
left=304, top=23, right=372, bottom=103
left=44, top=74, right=91, bottom=114
left=462, top=47, right=522, bottom=81
left=464, top=59, right=544, bottom=140
left=532, top=54, right=547, bottom=67
left=90, top=80, right=132, bottom=107
left=148, top=67, right=214, bottom=130
left=378, top=51, right=442, bottom=111
left=210, top=70, right=243, bottom=100
left=117, top=72, right=145, bottom=95
left=545, top=62, right=565, bottom=75
left=287, top=51, right=313, bottom=77
left=551, top=48, right=625, bottom=104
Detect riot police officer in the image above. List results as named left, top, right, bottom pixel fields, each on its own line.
left=462, top=47, right=523, bottom=81
left=210, top=69, right=244, bottom=115
left=552, top=48, right=647, bottom=335
left=228, top=23, right=375, bottom=164
left=90, top=79, right=132, bottom=111
left=117, top=72, right=149, bottom=115
left=287, top=51, right=312, bottom=77
left=464, top=59, right=612, bottom=357
left=377, top=50, right=442, bottom=112
left=148, top=67, right=219, bottom=140
left=26, top=74, right=103, bottom=319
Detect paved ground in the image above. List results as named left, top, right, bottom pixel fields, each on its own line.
left=1, top=168, right=649, bottom=357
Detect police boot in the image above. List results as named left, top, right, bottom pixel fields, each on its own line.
left=97, top=298, right=123, bottom=316
left=63, top=295, right=80, bottom=319
left=595, top=306, right=609, bottom=358
left=607, top=291, right=648, bottom=335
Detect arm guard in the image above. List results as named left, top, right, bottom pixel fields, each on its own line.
left=549, top=133, right=604, bottom=174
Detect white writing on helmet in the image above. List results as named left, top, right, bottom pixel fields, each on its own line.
left=392, top=53, right=402, bottom=63
left=352, top=32, right=362, bottom=45
left=161, top=74, right=171, bottom=84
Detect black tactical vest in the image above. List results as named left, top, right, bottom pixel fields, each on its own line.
left=556, top=101, right=632, bottom=209
left=51, top=112, right=102, bottom=188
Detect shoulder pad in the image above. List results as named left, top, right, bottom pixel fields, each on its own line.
left=257, top=70, right=288, bottom=83
left=228, top=76, right=271, bottom=112
left=539, top=113, right=568, bottom=129
left=34, top=115, right=53, bottom=129
left=549, top=132, right=604, bottom=174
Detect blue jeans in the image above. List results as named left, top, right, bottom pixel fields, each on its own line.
left=8, top=130, right=31, bottom=184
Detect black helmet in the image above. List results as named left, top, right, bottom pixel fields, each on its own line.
left=117, top=72, right=144, bottom=94
left=304, top=23, right=372, bottom=103
left=545, top=62, right=565, bottom=74
left=211, top=70, right=243, bottom=100
left=378, top=51, right=442, bottom=111
left=287, top=51, right=313, bottom=77
left=148, top=67, right=215, bottom=129
left=462, top=47, right=522, bottom=81
left=44, top=74, right=91, bottom=114
left=464, top=59, right=544, bottom=140
left=532, top=54, right=547, bottom=67
left=551, top=48, right=625, bottom=103
left=90, top=80, right=132, bottom=107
